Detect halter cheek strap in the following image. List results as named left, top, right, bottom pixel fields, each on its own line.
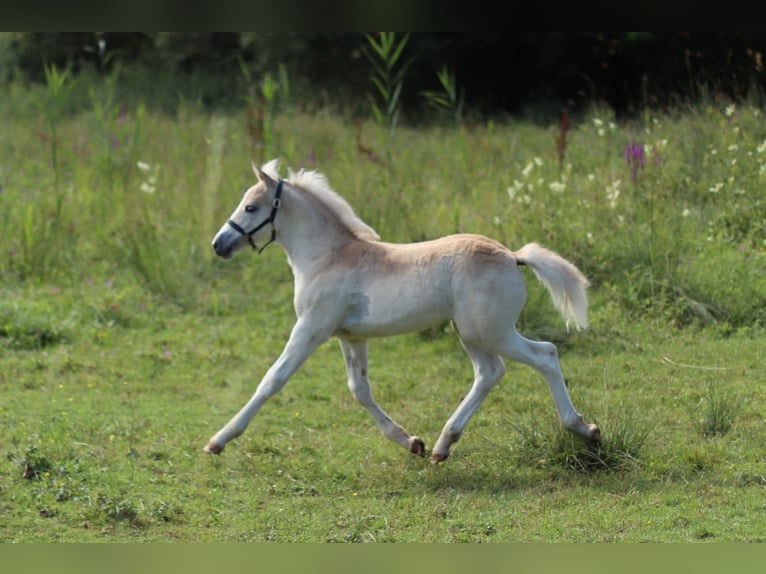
left=226, top=179, right=283, bottom=254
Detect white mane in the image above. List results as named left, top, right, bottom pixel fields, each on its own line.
left=261, top=159, right=380, bottom=242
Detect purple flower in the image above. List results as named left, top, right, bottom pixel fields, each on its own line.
left=625, top=140, right=646, bottom=181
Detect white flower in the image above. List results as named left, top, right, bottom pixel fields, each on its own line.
left=137, top=161, right=151, bottom=172
left=593, top=118, right=603, bottom=127
left=709, top=182, right=723, bottom=193
left=533, top=157, right=543, bottom=167
left=549, top=181, right=566, bottom=193
left=605, top=179, right=621, bottom=209
left=507, top=180, right=523, bottom=200
left=682, top=208, right=690, bottom=217
left=521, top=162, right=534, bottom=177
left=725, top=104, right=736, bottom=117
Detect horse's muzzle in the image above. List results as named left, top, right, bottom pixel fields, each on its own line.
left=212, top=234, right=235, bottom=259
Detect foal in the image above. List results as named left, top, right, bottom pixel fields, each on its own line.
left=205, top=160, right=600, bottom=463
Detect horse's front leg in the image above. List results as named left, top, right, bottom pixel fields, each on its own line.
left=339, top=338, right=426, bottom=457
left=203, top=317, right=330, bottom=454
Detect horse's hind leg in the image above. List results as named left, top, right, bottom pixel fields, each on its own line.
left=501, top=330, right=600, bottom=444
left=339, top=338, right=426, bottom=457
left=431, top=341, right=506, bottom=463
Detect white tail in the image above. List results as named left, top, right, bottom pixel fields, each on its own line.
left=515, top=243, right=590, bottom=330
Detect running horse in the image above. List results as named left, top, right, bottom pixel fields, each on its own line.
left=205, top=160, right=601, bottom=463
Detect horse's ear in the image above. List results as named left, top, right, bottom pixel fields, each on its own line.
left=252, top=162, right=276, bottom=186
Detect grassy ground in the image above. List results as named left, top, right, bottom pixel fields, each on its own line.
left=1, top=72, right=766, bottom=541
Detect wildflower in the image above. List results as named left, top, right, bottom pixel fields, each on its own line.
left=725, top=104, right=736, bottom=117
left=137, top=160, right=159, bottom=194
left=507, top=180, right=523, bottom=200
left=709, top=182, right=723, bottom=193
left=606, top=179, right=621, bottom=209
left=624, top=140, right=646, bottom=182
left=521, top=162, right=534, bottom=177
left=549, top=181, right=566, bottom=193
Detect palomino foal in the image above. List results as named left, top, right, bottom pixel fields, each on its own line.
left=205, top=160, right=600, bottom=463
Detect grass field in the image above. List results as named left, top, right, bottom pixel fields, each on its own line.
left=2, top=71, right=766, bottom=542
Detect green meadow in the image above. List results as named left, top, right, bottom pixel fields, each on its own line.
left=2, top=67, right=766, bottom=542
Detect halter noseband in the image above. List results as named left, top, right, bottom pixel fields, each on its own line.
left=226, top=179, right=283, bottom=254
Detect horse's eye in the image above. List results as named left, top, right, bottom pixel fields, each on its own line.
left=245, top=204, right=258, bottom=213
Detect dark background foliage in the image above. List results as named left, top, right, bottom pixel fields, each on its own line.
left=5, top=32, right=766, bottom=119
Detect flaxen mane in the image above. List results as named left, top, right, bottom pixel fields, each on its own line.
left=260, top=159, right=379, bottom=242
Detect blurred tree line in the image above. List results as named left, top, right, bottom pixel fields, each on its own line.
left=3, top=32, right=766, bottom=119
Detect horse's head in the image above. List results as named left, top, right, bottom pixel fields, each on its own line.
left=212, top=162, right=283, bottom=258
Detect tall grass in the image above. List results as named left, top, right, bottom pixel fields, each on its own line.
left=1, top=73, right=765, bottom=331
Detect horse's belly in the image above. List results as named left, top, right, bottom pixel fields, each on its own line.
left=335, top=286, right=450, bottom=338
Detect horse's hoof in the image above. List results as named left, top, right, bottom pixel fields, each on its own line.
left=430, top=451, right=449, bottom=465
left=409, top=436, right=426, bottom=457
left=587, top=424, right=602, bottom=446
left=203, top=442, right=224, bottom=455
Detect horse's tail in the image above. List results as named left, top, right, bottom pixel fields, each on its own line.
left=514, top=243, right=590, bottom=331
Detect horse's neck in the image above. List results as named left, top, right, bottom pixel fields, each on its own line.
left=278, top=186, right=356, bottom=272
